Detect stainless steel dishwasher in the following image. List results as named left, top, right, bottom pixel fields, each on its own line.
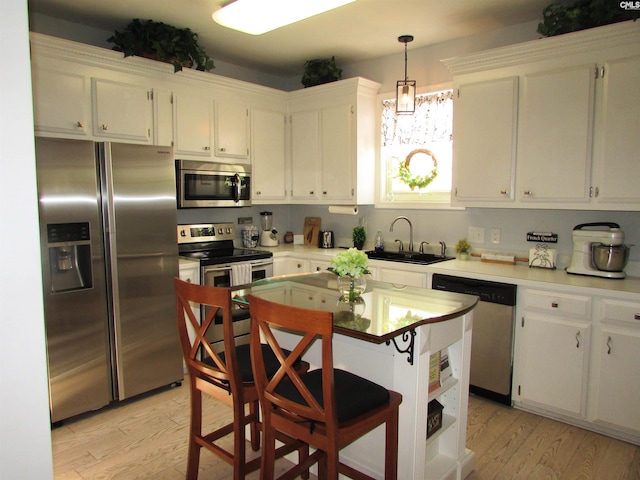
left=432, top=274, right=517, bottom=405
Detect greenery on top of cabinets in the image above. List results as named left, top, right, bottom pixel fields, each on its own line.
left=537, top=0, right=639, bottom=37
left=108, top=19, right=215, bottom=72
left=301, top=56, right=342, bottom=87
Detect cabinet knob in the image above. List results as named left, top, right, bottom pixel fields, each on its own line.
left=323, top=191, right=327, bottom=195
left=575, top=331, right=580, bottom=348
left=551, top=302, right=558, bottom=308
left=297, top=263, right=302, bottom=268
left=634, top=313, right=639, bottom=320
left=101, top=124, right=108, bottom=130
left=219, top=147, right=226, bottom=153
left=203, top=146, right=211, bottom=151
left=256, top=191, right=261, bottom=195
left=500, top=189, right=508, bottom=195
left=309, top=191, right=314, bottom=195
left=316, top=266, right=321, bottom=271
left=76, top=121, right=84, bottom=128
left=524, top=190, right=533, bottom=196
left=606, top=336, right=612, bottom=355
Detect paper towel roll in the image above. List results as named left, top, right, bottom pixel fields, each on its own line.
left=328, top=205, right=359, bottom=215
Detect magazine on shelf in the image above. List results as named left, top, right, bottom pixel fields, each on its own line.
left=429, top=350, right=441, bottom=393
left=440, top=349, right=452, bottom=383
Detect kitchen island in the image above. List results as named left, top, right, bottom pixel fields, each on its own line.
left=233, top=272, right=478, bottom=480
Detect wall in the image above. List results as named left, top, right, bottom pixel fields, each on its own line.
left=1, top=1, right=54, bottom=478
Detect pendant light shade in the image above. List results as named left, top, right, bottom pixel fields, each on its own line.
left=396, top=35, right=416, bottom=114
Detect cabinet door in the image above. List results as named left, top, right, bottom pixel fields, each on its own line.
left=452, top=77, right=518, bottom=203
left=92, top=79, right=153, bottom=143
left=153, top=89, right=173, bottom=147
left=215, top=100, right=249, bottom=160
left=32, top=69, right=89, bottom=137
left=290, top=110, right=320, bottom=202
left=594, top=55, right=640, bottom=205
left=273, top=257, right=310, bottom=276
left=516, top=313, right=590, bottom=417
left=517, top=65, right=594, bottom=203
left=378, top=268, right=426, bottom=288
left=592, top=327, right=640, bottom=432
left=321, top=103, right=354, bottom=202
left=251, top=108, right=287, bottom=202
left=174, top=92, right=213, bottom=157
left=309, top=260, right=331, bottom=273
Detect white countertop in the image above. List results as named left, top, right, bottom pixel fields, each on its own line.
left=255, top=243, right=640, bottom=299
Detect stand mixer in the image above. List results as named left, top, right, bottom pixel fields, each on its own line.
left=259, top=211, right=278, bottom=246
left=566, top=222, right=627, bottom=279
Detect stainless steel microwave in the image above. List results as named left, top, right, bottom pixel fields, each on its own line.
left=176, top=160, right=251, bottom=208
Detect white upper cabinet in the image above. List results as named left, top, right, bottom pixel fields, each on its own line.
left=251, top=108, right=287, bottom=202
left=173, top=91, right=213, bottom=157
left=444, top=21, right=640, bottom=210
left=214, top=100, right=249, bottom=161
left=92, top=79, right=153, bottom=143
left=288, top=77, right=381, bottom=205
left=452, top=76, right=518, bottom=203
left=32, top=68, right=90, bottom=137
left=516, top=65, right=594, bottom=204
left=153, top=88, right=173, bottom=147
left=592, top=55, right=640, bottom=205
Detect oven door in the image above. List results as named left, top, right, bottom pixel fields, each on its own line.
left=177, top=160, right=251, bottom=208
left=201, top=259, right=273, bottom=348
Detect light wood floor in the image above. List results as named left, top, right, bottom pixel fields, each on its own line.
left=51, top=381, right=640, bottom=479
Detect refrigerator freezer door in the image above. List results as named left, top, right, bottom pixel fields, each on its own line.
left=36, top=138, right=112, bottom=422
left=99, top=143, right=182, bottom=400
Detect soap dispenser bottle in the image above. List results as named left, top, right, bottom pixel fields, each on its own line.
left=374, top=230, right=384, bottom=252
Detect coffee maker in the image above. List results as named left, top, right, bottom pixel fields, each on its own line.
left=259, top=211, right=278, bottom=246
left=566, top=222, right=627, bottom=279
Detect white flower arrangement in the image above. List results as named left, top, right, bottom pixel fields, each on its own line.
left=328, top=248, right=371, bottom=278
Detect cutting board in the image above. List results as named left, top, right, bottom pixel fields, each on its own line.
left=303, top=217, right=321, bottom=246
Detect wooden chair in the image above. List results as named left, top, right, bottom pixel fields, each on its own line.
left=174, top=279, right=308, bottom=480
left=248, top=294, right=403, bottom=480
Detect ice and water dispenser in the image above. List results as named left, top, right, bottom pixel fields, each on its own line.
left=47, top=222, right=93, bottom=293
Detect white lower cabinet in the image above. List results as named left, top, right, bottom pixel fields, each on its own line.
left=377, top=267, right=426, bottom=288
left=272, top=257, right=310, bottom=276
left=515, top=312, right=590, bottom=417
left=515, top=287, right=640, bottom=445
left=589, top=298, right=640, bottom=439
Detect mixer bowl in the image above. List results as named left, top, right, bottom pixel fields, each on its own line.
left=591, top=244, right=630, bottom=272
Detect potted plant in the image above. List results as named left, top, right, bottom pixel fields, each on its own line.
left=301, top=56, right=342, bottom=87
left=352, top=226, right=366, bottom=250
left=328, top=248, right=370, bottom=302
left=107, top=19, right=215, bottom=72
left=455, top=238, right=472, bottom=260
left=537, top=0, right=639, bottom=37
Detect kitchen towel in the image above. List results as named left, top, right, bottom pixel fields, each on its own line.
left=230, top=263, right=252, bottom=286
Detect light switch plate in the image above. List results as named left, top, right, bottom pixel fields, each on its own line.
left=468, top=226, right=485, bottom=244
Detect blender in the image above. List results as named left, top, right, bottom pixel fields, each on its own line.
left=259, top=211, right=278, bottom=246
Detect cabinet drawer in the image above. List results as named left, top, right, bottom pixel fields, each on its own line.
left=524, top=290, right=591, bottom=318
left=601, top=299, right=640, bottom=326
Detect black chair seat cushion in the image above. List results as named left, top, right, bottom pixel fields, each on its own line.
left=274, top=369, right=390, bottom=423
left=203, top=343, right=292, bottom=383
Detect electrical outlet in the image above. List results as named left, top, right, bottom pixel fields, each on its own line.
left=468, top=226, right=485, bottom=244
left=490, top=228, right=501, bottom=244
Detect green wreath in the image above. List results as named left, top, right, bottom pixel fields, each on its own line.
left=396, top=148, right=438, bottom=191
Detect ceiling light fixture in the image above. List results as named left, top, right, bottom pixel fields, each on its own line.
left=396, top=35, right=416, bottom=115
left=212, top=0, right=357, bottom=35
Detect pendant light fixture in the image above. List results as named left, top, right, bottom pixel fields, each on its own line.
left=396, top=35, right=416, bottom=114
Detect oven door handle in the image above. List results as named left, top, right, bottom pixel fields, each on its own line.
left=249, top=259, right=274, bottom=269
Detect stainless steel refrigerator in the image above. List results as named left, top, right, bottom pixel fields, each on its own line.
left=35, top=138, right=183, bottom=423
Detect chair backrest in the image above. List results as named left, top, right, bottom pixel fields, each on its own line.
left=248, top=294, right=338, bottom=432
left=174, top=278, right=243, bottom=396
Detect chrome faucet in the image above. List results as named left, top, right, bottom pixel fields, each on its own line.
left=390, top=216, right=414, bottom=252
left=439, top=241, right=447, bottom=257
left=395, top=239, right=404, bottom=251
left=419, top=241, right=430, bottom=254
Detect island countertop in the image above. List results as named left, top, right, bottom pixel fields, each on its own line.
left=232, top=271, right=478, bottom=344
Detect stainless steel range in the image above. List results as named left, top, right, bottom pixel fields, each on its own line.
left=178, top=223, right=273, bottom=288
left=177, top=223, right=273, bottom=346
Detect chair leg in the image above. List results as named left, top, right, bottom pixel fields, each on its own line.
left=249, top=399, right=260, bottom=452
left=187, top=386, right=203, bottom=480
left=326, top=445, right=340, bottom=480
left=298, top=442, right=310, bottom=480
left=260, top=414, right=276, bottom=480
left=384, top=410, right=400, bottom=480
left=233, top=400, right=247, bottom=480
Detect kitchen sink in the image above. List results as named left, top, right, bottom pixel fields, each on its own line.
left=366, top=250, right=455, bottom=265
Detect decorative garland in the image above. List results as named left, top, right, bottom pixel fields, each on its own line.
left=396, top=148, right=438, bottom=191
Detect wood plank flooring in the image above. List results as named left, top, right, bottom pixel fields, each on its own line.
left=51, top=381, right=640, bottom=479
